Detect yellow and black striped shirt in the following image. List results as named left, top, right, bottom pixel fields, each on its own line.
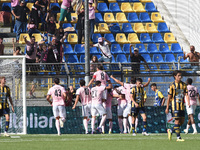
left=0, top=85, right=11, bottom=109
left=168, top=81, right=187, bottom=111
left=131, top=86, right=145, bottom=108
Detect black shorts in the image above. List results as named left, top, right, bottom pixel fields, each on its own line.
left=131, top=107, right=145, bottom=117
left=172, top=110, right=185, bottom=118
left=0, top=108, right=3, bottom=117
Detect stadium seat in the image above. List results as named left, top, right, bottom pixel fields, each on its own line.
left=171, top=43, right=183, bottom=53
left=152, top=33, right=164, bottom=43
left=135, top=44, right=147, bottom=54
left=134, top=23, right=146, bottom=33
left=139, top=13, right=152, bottom=22
left=109, top=23, right=121, bottom=33
left=116, top=33, right=129, bottom=44
left=111, top=44, right=124, bottom=54
left=109, top=3, right=122, bottom=12
left=104, top=13, right=116, bottom=23
left=32, top=33, right=42, bottom=42
left=2, top=3, right=11, bottom=12
left=26, top=3, right=34, bottom=11
left=153, top=54, right=164, bottom=62
left=62, top=23, right=72, bottom=28
left=157, top=22, right=170, bottom=33
left=159, top=64, right=171, bottom=74
left=97, top=3, right=110, bottom=13
left=67, top=55, right=79, bottom=63
left=90, top=47, right=100, bottom=54
left=165, top=54, right=176, bottom=62
left=117, top=0, right=129, bottom=2
left=164, top=33, right=177, bottom=43
left=149, top=64, right=159, bottom=74
left=129, top=0, right=139, bottom=1
left=123, top=44, right=133, bottom=54
left=74, top=44, right=85, bottom=54
left=122, top=23, right=135, bottom=33
left=127, top=13, right=140, bottom=23
left=151, top=12, right=165, bottom=23
left=70, top=13, right=78, bottom=23
left=95, top=13, right=104, bottom=23
left=50, top=3, right=60, bottom=13
left=19, top=33, right=30, bottom=44
left=141, top=54, right=152, bottom=62
left=145, top=2, right=158, bottom=12
left=140, top=65, right=148, bottom=74
left=145, top=23, right=158, bottom=33
left=121, top=3, right=134, bottom=12
left=104, top=33, right=116, bottom=43
left=92, top=33, right=102, bottom=43
left=68, top=33, right=78, bottom=44
left=140, top=33, right=152, bottom=43
left=63, top=44, right=76, bottom=55
left=147, top=43, right=159, bottom=54
left=177, top=54, right=189, bottom=62
left=97, top=23, right=111, bottom=33
left=116, top=54, right=128, bottom=63
left=127, top=33, right=141, bottom=43
left=140, top=0, right=152, bottom=2
left=159, top=43, right=171, bottom=54
left=133, top=2, right=146, bottom=12
left=108, top=0, right=117, bottom=2
left=80, top=55, right=85, bottom=63
left=116, top=13, right=128, bottom=23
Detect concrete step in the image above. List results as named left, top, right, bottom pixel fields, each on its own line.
left=0, top=27, right=11, bottom=33
left=0, top=33, right=16, bottom=38
left=4, top=46, right=13, bottom=55
left=3, top=37, right=15, bottom=43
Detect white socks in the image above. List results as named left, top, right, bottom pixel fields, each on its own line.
left=109, top=121, right=113, bottom=132
left=99, top=115, right=107, bottom=127
left=83, top=119, right=88, bottom=133
left=192, top=124, right=197, bottom=132
left=55, top=119, right=60, bottom=135
left=186, top=124, right=190, bottom=131
left=135, top=118, right=138, bottom=129
left=123, top=118, right=128, bottom=133
left=118, top=118, right=123, bottom=133
left=91, top=117, right=95, bottom=131
left=128, top=115, right=132, bottom=129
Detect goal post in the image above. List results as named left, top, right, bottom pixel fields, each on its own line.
left=0, top=56, right=26, bottom=134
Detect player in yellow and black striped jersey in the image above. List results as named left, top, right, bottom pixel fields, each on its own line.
left=165, top=70, right=189, bottom=142
left=0, top=77, right=14, bottom=137
left=130, top=78, right=149, bottom=136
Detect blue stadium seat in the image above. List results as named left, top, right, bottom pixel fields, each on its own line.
left=177, top=54, right=189, bottom=62
left=152, top=77, right=163, bottom=82
left=149, top=64, right=159, bottom=74
left=171, top=43, right=183, bottom=54
left=147, top=44, right=159, bottom=54
left=139, top=13, right=152, bottom=22
left=50, top=3, right=60, bottom=13
left=109, top=23, right=121, bottom=33
left=80, top=55, right=85, bottom=63
left=63, top=44, right=76, bottom=55
left=62, top=23, right=75, bottom=33
left=92, top=33, right=102, bottom=43
left=95, top=13, right=104, bottom=23
left=145, top=2, right=158, bottom=12
left=109, top=3, right=122, bottom=12
left=129, top=0, right=140, bottom=2
left=165, top=54, right=176, bottom=62
left=111, top=55, right=116, bottom=62
left=67, top=55, right=79, bottom=63
left=97, top=3, right=110, bottom=13
left=90, top=47, right=100, bottom=54
left=2, top=3, right=11, bottom=12
left=153, top=54, right=164, bottom=62
left=117, top=0, right=129, bottom=2
left=123, top=44, right=133, bottom=54
left=95, top=54, right=102, bottom=59
left=74, top=44, right=85, bottom=54
left=159, top=64, right=171, bottom=74
left=157, top=23, right=170, bottom=33
left=152, top=33, right=164, bottom=43
left=122, top=23, right=135, bottom=33
left=140, top=65, right=148, bottom=74
left=140, top=33, right=152, bottom=43
left=116, top=54, right=128, bottom=62
left=104, top=33, right=116, bottom=43
left=141, top=54, right=152, bottom=62
left=127, top=13, right=140, bottom=23
left=159, top=43, right=171, bottom=54
left=111, top=44, right=124, bottom=54
left=135, top=44, right=147, bottom=54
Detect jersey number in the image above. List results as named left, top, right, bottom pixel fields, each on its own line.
left=189, top=90, right=196, bottom=97
left=101, top=72, right=105, bottom=80
left=55, top=89, right=61, bottom=97
left=92, top=90, right=97, bottom=98
left=84, top=88, right=89, bottom=95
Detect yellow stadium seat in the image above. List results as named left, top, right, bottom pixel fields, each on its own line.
left=1, top=0, right=11, bottom=2
left=121, top=3, right=134, bottom=13
left=19, top=33, right=30, bottom=44
left=94, top=25, right=98, bottom=33
left=128, top=33, right=141, bottom=44
left=164, top=33, right=177, bottom=43
left=58, top=0, right=63, bottom=3
left=32, top=33, right=43, bottom=42
left=26, top=3, right=34, bottom=11
left=56, top=23, right=60, bottom=29
left=68, top=33, right=78, bottom=44
left=56, top=13, right=61, bottom=22
left=145, top=23, right=158, bottom=33
left=108, top=0, right=117, bottom=2
left=116, top=13, right=128, bottom=23
left=151, top=12, right=165, bottom=23
left=140, top=0, right=152, bottom=2
left=71, top=13, right=78, bottom=23
left=98, top=23, right=111, bottom=33
left=134, top=23, right=146, bottom=33
left=133, top=2, right=146, bottom=12
left=104, top=13, right=116, bottom=23
left=116, top=33, right=129, bottom=44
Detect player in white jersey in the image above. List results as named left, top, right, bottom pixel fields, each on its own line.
left=111, top=75, right=151, bottom=133
left=46, top=78, right=67, bottom=135
left=91, top=81, right=110, bottom=134
left=72, top=79, right=92, bottom=134
left=184, top=78, right=200, bottom=134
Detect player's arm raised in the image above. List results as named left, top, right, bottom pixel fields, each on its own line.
left=143, top=78, right=151, bottom=87
left=72, top=95, right=80, bottom=109
left=46, top=95, right=52, bottom=105
left=110, top=75, right=123, bottom=86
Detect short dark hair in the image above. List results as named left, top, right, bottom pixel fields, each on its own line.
left=130, top=77, right=136, bottom=84
left=113, top=85, right=119, bottom=89
left=16, top=46, right=21, bottom=51
left=31, top=36, right=35, bottom=39
left=136, top=78, right=143, bottom=83
left=97, top=64, right=103, bottom=70
left=150, top=83, right=157, bottom=87
left=187, top=78, right=193, bottom=85
left=95, top=80, right=101, bottom=86
left=172, top=70, right=182, bottom=78
left=80, top=79, right=85, bottom=86
left=54, top=78, right=60, bottom=84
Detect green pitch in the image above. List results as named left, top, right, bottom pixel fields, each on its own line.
left=0, top=134, right=200, bottom=150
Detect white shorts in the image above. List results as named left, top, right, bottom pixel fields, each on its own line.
left=186, top=105, right=196, bottom=115
left=123, top=103, right=131, bottom=117
left=106, top=107, right=112, bottom=119
left=53, top=105, right=66, bottom=118
left=82, top=104, right=91, bottom=117
left=102, top=89, right=107, bottom=100
left=91, top=104, right=107, bottom=116
left=117, top=103, right=127, bottom=117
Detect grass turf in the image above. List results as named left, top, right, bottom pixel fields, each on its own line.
left=0, top=133, right=200, bottom=150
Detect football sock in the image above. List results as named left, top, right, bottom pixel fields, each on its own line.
left=128, top=116, right=132, bottom=129
left=192, top=124, right=197, bottom=132
left=55, top=119, right=60, bottom=135
left=91, top=117, right=95, bottom=131
left=123, top=118, right=128, bottom=133
left=102, top=125, right=105, bottom=133
left=135, top=118, right=138, bottom=129
left=5, top=120, right=9, bottom=132
left=109, top=121, right=113, bottom=132
left=186, top=124, right=190, bottom=131
left=132, top=124, right=135, bottom=133
left=118, top=118, right=123, bottom=132
left=174, top=124, right=181, bottom=138
left=99, top=115, right=107, bottom=127
left=102, top=102, right=106, bottom=109
left=83, top=119, right=88, bottom=133
left=143, top=121, right=147, bottom=132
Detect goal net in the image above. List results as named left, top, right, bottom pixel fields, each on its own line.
left=0, top=56, right=26, bottom=134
